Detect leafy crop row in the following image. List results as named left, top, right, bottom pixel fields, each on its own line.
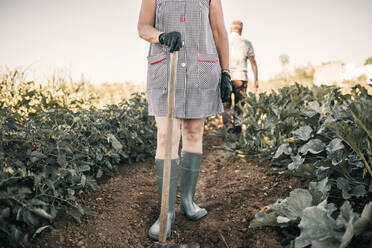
left=0, top=71, right=156, bottom=247
left=213, top=83, right=372, bottom=247
left=0, top=69, right=99, bottom=117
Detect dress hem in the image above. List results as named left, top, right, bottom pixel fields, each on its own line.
left=147, top=110, right=224, bottom=120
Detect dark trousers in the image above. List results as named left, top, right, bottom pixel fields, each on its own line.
left=222, top=80, right=248, bottom=129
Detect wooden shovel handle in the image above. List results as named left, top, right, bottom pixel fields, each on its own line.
left=158, top=51, right=178, bottom=243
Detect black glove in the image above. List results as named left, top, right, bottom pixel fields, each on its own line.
left=158, top=31, right=182, bottom=53
left=220, top=71, right=232, bottom=103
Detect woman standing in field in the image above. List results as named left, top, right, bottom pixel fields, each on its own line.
left=137, top=0, right=231, bottom=240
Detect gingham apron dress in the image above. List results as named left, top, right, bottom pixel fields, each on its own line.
left=146, top=0, right=224, bottom=119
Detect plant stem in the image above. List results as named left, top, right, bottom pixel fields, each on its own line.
left=35, top=194, right=78, bottom=210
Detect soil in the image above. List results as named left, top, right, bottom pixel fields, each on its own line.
left=32, top=134, right=309, bottom=248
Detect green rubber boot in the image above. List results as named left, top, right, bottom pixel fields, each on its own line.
left=149, top=158, right=179, bottom=240
left=180, top=151, right=208, bottom=220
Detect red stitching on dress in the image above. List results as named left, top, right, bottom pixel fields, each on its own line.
left=180, top=17, right=184, bottom=22
left=150, top=58, right=167, bottom=64
left=198, top=59, right=219, bottom=63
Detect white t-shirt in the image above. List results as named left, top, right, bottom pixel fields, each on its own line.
left=229, top=32, right=255, bottom=81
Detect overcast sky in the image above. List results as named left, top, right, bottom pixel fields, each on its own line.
left=0, top=0, right=371, bottom=84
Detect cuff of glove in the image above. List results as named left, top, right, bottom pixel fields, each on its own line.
left=158, top=32, right=165, bottom=44
left=222, top=71, right=231, bottom=80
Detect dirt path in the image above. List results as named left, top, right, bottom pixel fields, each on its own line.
left=33, top=134, right=308, bottom=248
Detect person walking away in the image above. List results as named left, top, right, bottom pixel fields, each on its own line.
left=222, top=20, right=258, bottom=133
left=137, top=0, right=232, bottom=241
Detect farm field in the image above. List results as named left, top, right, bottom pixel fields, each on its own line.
left=1, top=68, right=372, bottom=248
left=1, top=0, right=372, bottom=246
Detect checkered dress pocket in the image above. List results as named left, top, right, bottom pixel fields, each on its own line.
left=147, top=53, right=168, bottom=90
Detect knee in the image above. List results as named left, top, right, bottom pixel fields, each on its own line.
left=183, top=127, right=203, bottom=144
left=157, top=129, right=179, bottom=147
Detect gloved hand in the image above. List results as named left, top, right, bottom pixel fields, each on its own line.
left=220, top=71, right=232, bottom=103
left=158, top=31, right=182, bottom=53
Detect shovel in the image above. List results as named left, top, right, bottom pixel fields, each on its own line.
left=154, top=51, right=192, bottom=248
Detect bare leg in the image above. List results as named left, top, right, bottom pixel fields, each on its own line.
left=155, top=116, right=181, bottom=159
left=181, top=118, right=205, bottom=153
left=232, top=80, right=248, bottom=116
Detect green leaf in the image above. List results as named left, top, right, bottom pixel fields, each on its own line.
left=78, top=164, right=91, bottom=173
left=120, top=151, right=129, bottom=159
left=96, top=151, right=104, bottom=161
left=18, top=187, right=32, bottom=195
left=295, top=205, right=342, bottom=248
left=312, top=236, right=340, bottom=248
left=50, top=205, right=57, bottom=219
left=309, top=177, right=331, bottom=205
left=16, top=207, right=22, bottom=221
left=292, top=126, right=313, bottom=141
left=273, top=143, right=292, bottom=159
left=105, top=160, right=113, bottom=170
left=326, top=138, right=344, bottom=153
left=32, top=225, right=52, bottom=238
left=299, top=139, right=326, bottom=155
left=350, top=100, right=372, bottom=141
left=307, top=101, right=322, bottom=114
left=288, top=155, right=305, bottom=170
left=81, top=174, right=87, bottom=187
left=249, top=211, right=278, bottom=228
left=22, top=210, right=39, bottom=227
left=338, top=201, right=360, bottom=248
left=277, top=216, right=291, bottom=224
left=67, top=209, right=82, bottom=223
left=337, top=177, right=352, bottom=199
left=268, top=189, right=313, bottom=221
left=335, top=201, right=357, bottom=227
left=327, top=121, right=372, bottom=177
left=107, top=133, right=123, bottom=151
left=82, top=206, right=97, bottom=216
left=30, top=199, right=48, bottom=206
left=353, top=202, right=372, bottom=236
left=77, top=204, right=85, bottom=215
left=57, top=152, right=67, bottom=167
left=86, top=176, right=100, bottom=191
left=32, top=208, right=53, bottom=220
left=0, top=207, right=10, bottom=220
left=10, top=225, right=27, bottom=246
left=45, top=179, right=58, bottom=197
left=351, top=185, right=367, bottom=198
left=96, top=168, right=103, bottom=178
left=67, top=188, right=75, bottom=196
left=30, top=151, right=47, bottom=162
